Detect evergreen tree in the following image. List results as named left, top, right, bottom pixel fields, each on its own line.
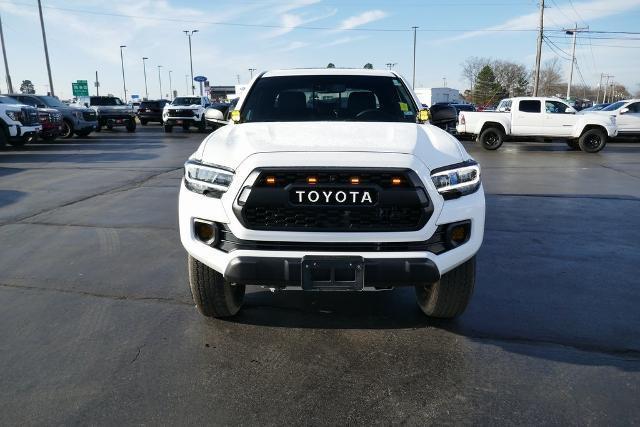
left=473, top=65, right=503, bottom=106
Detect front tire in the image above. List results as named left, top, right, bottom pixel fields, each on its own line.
left=140, top=119, right=148, bottom=125
left=478, top=127, right=504, bottom=150
left=126, top=119, right=137, bottom=133
left=578, top=128, right=607, bottom=153
left=188, top=256, right=245, bottom=318
left=163, top=124, right=173, bottom=133
left=60, top=119, right=74, bottom=138
left=415, top=257, right=475, bottom=319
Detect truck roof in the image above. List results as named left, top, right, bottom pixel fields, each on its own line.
left=262, top=68, right=398, bottom=78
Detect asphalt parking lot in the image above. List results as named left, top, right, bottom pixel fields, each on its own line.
left=1, top=127, right=639, bottom=424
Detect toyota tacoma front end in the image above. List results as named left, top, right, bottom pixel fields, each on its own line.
left=179, top=69, right=485, bottom=319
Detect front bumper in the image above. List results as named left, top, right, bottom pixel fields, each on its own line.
left=225, top=256, right=439, bottom=289
left=98, top=115, right=135, bottom=127
left=164, top=117, right=200, bottom=124
left=179, top=152, right=485, bottom=287
left=7, top=124, right=42, bottom=140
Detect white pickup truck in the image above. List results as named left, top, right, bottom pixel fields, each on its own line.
left=456, top=96, right=617, bottom=153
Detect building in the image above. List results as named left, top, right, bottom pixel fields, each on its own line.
left=414, top=87, right=461, bottom=107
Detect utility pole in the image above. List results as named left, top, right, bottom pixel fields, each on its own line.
left=185, top=74, right=189, bottom=95
left=183, top=30, right=198, bottom=95
left=564, top=24, right=588, bottom=99
left=37, top=0, right=54, bottom=96
left=442, top=77, right=447, bottom=87
left=119, top=45, right=127, bottom=101
left=248, top=68, right=256, bottom=80
left=142, top=57, right=149, bottom=100
left=602, top=74, right=613, bottom=103
left=95, top=70, right=100, bottom=96
left=158, top=65, right=163, bottom=99
left=0, top=13, right=14, bottom=93
left=596, top=73, right=604, bottom=103
left=533, top=0, right=545, bottom=96
left=412, top=26, right=418, bottom=89
left=168, top=70, right=173, bottom=100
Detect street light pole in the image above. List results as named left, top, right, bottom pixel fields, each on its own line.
left=183, top=29, right=198, bottom=95
left=119, top=45, right=127, bottom=101
left=37, top=0, right=54, bottom=96
left=411, top=26, right=418, bottom=89
left=157, top=65, right=163, bottom=99
left=142, top=57, right=149, bottom=100
left=0, top=13, right=14, bottom=93
left=168, top=70, right=173, bottom=100
left=248, top=68, right=256, bottom=80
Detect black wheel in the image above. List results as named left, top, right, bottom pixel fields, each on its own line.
left=566, top=139, right=580, bottom=150
left=106, top=123, right=114, bottom=130
left=478, top=127, right=504, bottom=150
left=60, top=119, right=74, bottom=138
left=578, top=128, right=607, bottom=153
left=188, top=256, right=245, bottom=318
left=140, top=119, right=148, bottom=125
left=126, top=119, right=136, bottom=133
left=164, top=124, right=173, bottom=133
left=415, top=257, right=475, bottom=319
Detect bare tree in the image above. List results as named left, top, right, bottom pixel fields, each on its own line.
left=538, top=58, right=564, bottom=96
left=460, top=57, right=491, bottom=91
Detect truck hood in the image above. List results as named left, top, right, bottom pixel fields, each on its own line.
left=197, top=121, right=465, bottom=171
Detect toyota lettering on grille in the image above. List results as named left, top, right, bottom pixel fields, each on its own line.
left=290, top=188, right=377, bottom=206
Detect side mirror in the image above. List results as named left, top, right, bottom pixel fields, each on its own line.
left=417, top=109, right=430, bottom=123
left=565, top=107, right=577, bottom=114
left=620, top=107, right=630, bottom=115
left=230, top=110, right=241, bottom=123
left=204, top=108, right=224, bottom=121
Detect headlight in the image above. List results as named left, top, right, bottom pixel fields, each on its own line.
left=431, top=160, right=481, bottom=199
left=184, top=160, right=234, bottom=197
left=6, top=110, right=24, bottom=122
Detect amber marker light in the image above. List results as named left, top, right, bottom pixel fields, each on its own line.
left=307, top=176, right=318, bottom=185
left=265, top=176, right=276, bottom=185
left=391, top=177, right=402, bottom=185
left=350, top=177, right=360, bottom=185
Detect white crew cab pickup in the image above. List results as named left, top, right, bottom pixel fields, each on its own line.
left=456, top=96, right=618, bottom=152
left=179, top=68, right=485, bottom=319
left=163, top=96, right=210, bottom=133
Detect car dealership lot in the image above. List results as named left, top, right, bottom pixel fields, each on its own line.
left=1, top=128, right=639, bottom=424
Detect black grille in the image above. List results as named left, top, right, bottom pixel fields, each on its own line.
left=168, top=109, right=195, bottom=117
left=21, top=107, right=40, bottom=125
left=217, top=223, right=448, bottom=254
left=238, top=168, right=432, bottom=232
left=82, top=111, right=97, bottom=121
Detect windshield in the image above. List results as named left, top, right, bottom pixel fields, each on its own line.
left=241, top=75, right=418, bottom=123
left=172, top=97, right=200, bottom=106
left=601, top=101, right=627, bottom=111
left=90, top=97, right=124, bottom=106
left=39, top=96, right=65, bottom=107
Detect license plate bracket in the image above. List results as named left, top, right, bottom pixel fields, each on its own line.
left=301, top=256, right=364, bottom=290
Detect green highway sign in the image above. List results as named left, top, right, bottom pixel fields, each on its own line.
left=72, top=80, right=89, bottom=96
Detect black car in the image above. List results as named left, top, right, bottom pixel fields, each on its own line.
left=138, top=99, right=169, bottom=125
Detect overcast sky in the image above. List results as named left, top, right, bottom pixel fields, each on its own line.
left=1, top=0, right=639, bottom=100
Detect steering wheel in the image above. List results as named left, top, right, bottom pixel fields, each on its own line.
left=354, top=109, right=394, bottom=121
